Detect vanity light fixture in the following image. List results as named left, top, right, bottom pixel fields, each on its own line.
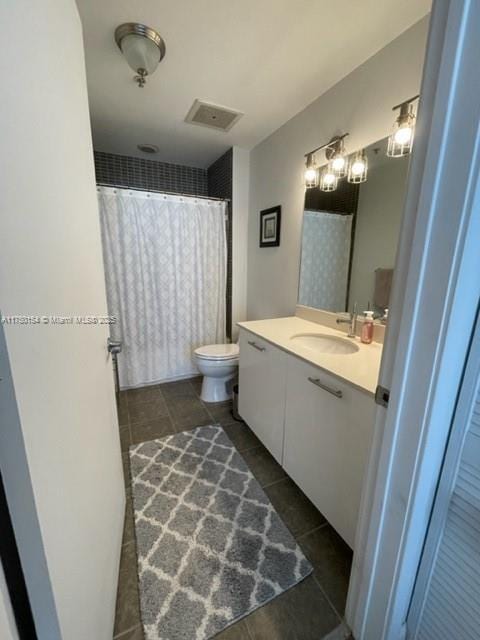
left=304, top=153, right=319, bottom=188
left=348, top=150, right=368, bottom=183
left=115, top=23, right=166, bottom=88
left=387, top=95, right=419, bottom=157
left=319, top=166, right=338, bottom=192
left=304, top=133, right=349, bottom=189
left=325, top=134, right=349, bottom=178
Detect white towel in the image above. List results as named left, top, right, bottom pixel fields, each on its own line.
left=374, top=268, right=393, bottom=310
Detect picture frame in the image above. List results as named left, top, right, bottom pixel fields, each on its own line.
left=259, top=205, right=281, bottom=247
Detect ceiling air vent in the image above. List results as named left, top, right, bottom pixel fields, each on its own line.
left=137, top=143, right=159, bottom=154
left=185, top=99, right=243, bottom=132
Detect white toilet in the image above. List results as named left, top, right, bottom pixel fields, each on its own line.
left=194, top=343, right=239, bottom=403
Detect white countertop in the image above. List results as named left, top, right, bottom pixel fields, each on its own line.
left=237, top=316, right=383, bottom=396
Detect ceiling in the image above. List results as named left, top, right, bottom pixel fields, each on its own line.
left=77, top=0, right=430, bottom=168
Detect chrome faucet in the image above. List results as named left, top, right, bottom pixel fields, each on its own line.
left=336, top=302, right=358, bottom=338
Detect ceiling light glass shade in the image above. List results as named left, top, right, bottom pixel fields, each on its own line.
left=115, top=24, right=166, bottom=87
left=320, top=166, right=338, bottom=192
left=304, top=154, right=319, bottom=187
left=120, top=34, right=161, bottom=75
left=348, top=151, right=368, bottom=183
left=387, top=109, right=415, bottom=157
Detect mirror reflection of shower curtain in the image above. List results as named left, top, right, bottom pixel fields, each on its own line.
left=298, top=210, right=353, bottom=312
left=98, top=187, right=227, bottom=388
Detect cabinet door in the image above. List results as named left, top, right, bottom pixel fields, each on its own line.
left=238, top=330, right=287, bottom=463
left=284, top=356, right=375, bottom=548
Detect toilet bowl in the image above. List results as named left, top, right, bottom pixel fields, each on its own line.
left=194, top=343, right=239, bottom=403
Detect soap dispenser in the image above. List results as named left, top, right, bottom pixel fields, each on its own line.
left=361, top=310, right=374, bottom=344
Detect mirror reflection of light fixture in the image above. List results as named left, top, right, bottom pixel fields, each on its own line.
left=348, top=150, right=368, bottom=183
left=304, top=133, right=349, bottom=189
left=304, top=153, right=319, bottom=188
left=115, top=23, right=166, bottom=88
left=320, top=166, right=338, bottom=192
left=387, top=95, right=419, bottom=157
left=326, top=135, right=349, bottom=178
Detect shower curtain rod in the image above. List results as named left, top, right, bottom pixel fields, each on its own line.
left=96, top=183, right=231, bottom=202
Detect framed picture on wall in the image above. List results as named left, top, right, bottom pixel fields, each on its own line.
left=259, top=206, right=281, bottom=247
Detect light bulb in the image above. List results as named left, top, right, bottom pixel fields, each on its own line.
left=387, top=99, right=417, bottom=157
left=323, top=172, right=336, bottom=185
left=329, top=137, right=348, bottom=178
left=351, top=160, right=365, bottom=176
left=331, top=156, right=346, bottom=172
left=304, top=154, right=318, bottom=187
left=320, top=167, right=338, bottom=191
left=394, top=125, right=413, bottom=145
left=347, top=150, right=368, bottom=183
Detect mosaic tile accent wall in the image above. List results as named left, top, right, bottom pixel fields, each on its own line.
left=94, top=151, right=208, bottom=196
left=304, top=179, right=359, bottom=214
left=207, top=149, right=233, bottom=340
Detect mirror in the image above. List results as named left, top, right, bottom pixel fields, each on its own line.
left=298, top=136, right=409, bottom=315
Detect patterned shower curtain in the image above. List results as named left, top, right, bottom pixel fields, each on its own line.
left=298, top=210, right=353, bottom=311
left=98, top=187, right=226, bottom=388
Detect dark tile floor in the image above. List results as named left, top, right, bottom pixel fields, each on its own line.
left=113, top=376, right=353, bottom=640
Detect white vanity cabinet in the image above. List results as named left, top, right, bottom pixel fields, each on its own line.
left=283, top=357, right=375, bottom=547
left=238, top=329, right=287, bottom=463
left=237, top=318, right=378, bottom=549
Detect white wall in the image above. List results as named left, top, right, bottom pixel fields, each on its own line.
left=247, top=17, right=429, bottom=320
left=349, top=155, right=409, bottom=311
left=0, top=2, right=124, bottom=639
left=232, top=147, right=250, bottom=339
left=0, top=566, right=18, bottom=640
left=0, top=321, right=61, bottom=638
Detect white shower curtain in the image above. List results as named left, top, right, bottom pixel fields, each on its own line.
left=98, top=187, right=227, bottom=388
left=298, top=210, right=353, bottom=311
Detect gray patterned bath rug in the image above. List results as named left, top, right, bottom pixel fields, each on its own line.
left=129, top=424, right=313, bottom=640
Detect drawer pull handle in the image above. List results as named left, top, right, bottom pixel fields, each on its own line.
left=248, top=340, right=266, bottom=352
left=308, top=376, right=343, bottom=398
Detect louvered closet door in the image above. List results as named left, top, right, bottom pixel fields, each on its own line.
left=408, top=313, right=480, bottom=640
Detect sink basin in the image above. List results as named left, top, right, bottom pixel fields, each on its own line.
left=290, top=333, right=359, bottom=355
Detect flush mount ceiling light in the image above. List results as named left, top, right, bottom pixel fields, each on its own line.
left=387, top=95, right=419, bottom=157
left=115, top=23, right=166, bottom=88
left=348, top=150, right=368, bottom=183
left=304, top=153, right=319, bottom=188
left=319, top=166, right=338, bottom=192
left=325, top=134, right=349, bottom=178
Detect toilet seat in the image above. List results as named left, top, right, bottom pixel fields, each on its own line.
left=194, top=343, right=239, bottom=361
